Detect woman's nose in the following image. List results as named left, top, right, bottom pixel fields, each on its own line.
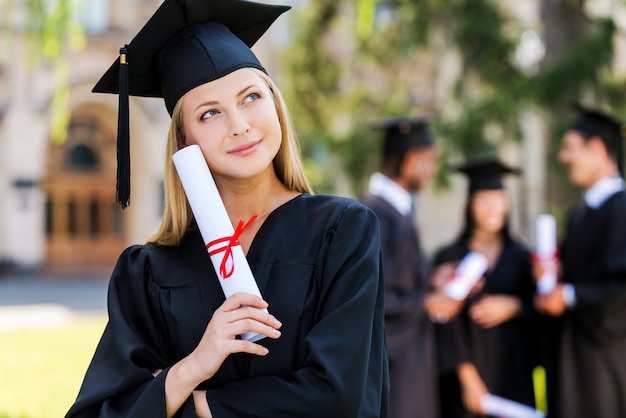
left=228, top=110, right=251, bottom=137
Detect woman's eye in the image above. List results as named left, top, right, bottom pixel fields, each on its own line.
left=201, top=109, right=218, bottom=120
left=244, top=93, right=259, bottom=103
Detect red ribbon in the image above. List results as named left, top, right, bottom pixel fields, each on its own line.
left=528, top=249, right=560, bottom=265
left=206, top=215, right=258, bottom=279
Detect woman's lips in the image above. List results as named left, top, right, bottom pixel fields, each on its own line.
left=228, top=139, right=262, bottom=156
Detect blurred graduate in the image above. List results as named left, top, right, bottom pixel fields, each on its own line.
left=361, top=116, right=462, bottom=418
left=65, top=0, right=389, bottom=416
left=432, top=158, right=539, bottom=417
left=534, top=105, right=626, bottom=418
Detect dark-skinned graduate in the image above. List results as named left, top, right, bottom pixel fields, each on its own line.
left=65, top=0, right=389, bottom=416
left=534, top=105, right=626, bottom=418
left=362, top=116, right=463, bottom=418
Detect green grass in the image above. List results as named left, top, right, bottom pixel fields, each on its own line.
left=0, top=316, right=549, bottom=417
left=0, top=316, right=107, bottom=418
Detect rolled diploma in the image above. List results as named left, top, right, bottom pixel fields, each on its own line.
left=173, top=144, right=266, bottom=342
left=536, top=214, right=557, bottom=294
left=481, top=394, right=546, bottom=418
left=443, top=252, right=488, bottom=300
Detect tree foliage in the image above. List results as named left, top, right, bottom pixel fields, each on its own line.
left=1, top=0, right=86, bottom=144
left=283, top=0, right=623, bottom=197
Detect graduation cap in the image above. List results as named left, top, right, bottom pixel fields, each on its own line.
left=93, top=0, right=291, bottom=208
left=373, top=114, right=436, bottom=155
left=455, top=158, right=520, bottom=194
left=569, top=103, right=625, bottom=173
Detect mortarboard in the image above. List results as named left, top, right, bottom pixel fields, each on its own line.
left=569, top=103, right=625, bottom=172
left=455, top=158, right=520, bottom=194
left=93, top=0, right=291, bottom=208
left=373, top=114, right=436, bottom=155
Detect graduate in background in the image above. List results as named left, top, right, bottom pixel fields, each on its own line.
left=534, top=105, right=626, bottom=418
left=65, top=0, right=389, bottom=416
left=432, top=158, right=538, bottom=417
left=361, top=116, right=462, bottom=418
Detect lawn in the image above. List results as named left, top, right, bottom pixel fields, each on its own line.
left=0, top=315, right=107, bottom=418
left=0, top=315, right=548, bottom=417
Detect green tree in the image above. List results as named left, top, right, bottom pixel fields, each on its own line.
left=284, top=0, right=623, bottom=202
left=1, top=0, right=86, bottom=144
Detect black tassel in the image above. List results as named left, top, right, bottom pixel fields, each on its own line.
left=117, top=46, right=131, bottom=208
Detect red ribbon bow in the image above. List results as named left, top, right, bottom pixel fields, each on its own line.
left=528, top=249, right=560, bottom=265
left=206, top=215, right=258, bottom=279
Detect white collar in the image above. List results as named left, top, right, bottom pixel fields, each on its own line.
left=584, top=175, right=625, bottom=209
left=368, top=172, right=413, bottom=216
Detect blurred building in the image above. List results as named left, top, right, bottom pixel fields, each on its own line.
left=0, top=0, right=285, bottom=276
left=2, top=0, right=625, bottom=275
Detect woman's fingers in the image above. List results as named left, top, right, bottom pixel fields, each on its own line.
left=219, top=292, right=269, bottom=312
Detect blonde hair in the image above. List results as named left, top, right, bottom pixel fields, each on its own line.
left=149, top=69, right=312, bottom=246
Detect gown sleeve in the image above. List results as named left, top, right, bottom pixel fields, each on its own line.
left=65, top=246, right=196, bottom=418
left=205, top=202, right=387, bottom=418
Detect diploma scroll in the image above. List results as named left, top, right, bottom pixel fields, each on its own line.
left=536, top=214, right=557, bottom=294
left=443, top=252, right=488, bottom=300
left=173, top=145, right=266, bottom=342
left=481, top=394, right=546, bottom=418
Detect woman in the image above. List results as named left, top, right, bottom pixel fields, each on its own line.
left=65, top=1, right=389, bottom=417
left=433, top=158, right=538, bottom=417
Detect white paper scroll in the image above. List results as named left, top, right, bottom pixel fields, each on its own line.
left=481, top=394, right=546, bottom=418
left=443, top=252, right=488, bottom=300
left=536, top=214, right=557, bottom=294
left=173, top=144, right=266, bottom=342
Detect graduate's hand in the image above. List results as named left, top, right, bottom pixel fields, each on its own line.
left=425, top=291, right=463, bottom=323
left=534, top=284, right=566, bottom=316
left=430, top=262, right=457, bottom=290
left=469, top=294, right=522, bottom=328
left=163, top=293, right=282, bottom=417
left=193, top=390, right=212, bottom=418
left=458, top=363, right=488, bottom=415
left=531, top=256, right=561, bottom=283
left=191, top=293, right=282, bottom=379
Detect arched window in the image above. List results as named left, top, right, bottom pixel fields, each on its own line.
left=66, top=144, right=99, bottom=171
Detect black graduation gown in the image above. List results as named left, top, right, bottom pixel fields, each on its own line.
left=361, top=194, right=437, bottom=418
left=433, top=240, right=538, bottom=418
left=66, top=194, right=390, bottom=418
left=546, top=192, right=626, bottom=418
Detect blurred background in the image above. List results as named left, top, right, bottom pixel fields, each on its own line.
left=1, top=0, right=626, bottom=416
left=1, top=0, right=626, bottom=275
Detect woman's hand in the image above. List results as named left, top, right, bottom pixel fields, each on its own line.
left=164, top=292, right=282, bottom=417
left=193, top=391, right=212, bottom=418
left=187, top=292, right=282, bottom=382
left=469, top=294, right=521, bottom=329
left=424, top=291, right=463, bottom=323
left=458, top=363, right=489, bottom=415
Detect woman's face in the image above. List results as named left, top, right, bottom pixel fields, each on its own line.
left=181, top=68, right=282, bottom=182
left=471, top=189, right=509, bottom=235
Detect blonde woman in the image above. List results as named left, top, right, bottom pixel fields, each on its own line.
left=66, top=1, right=388, bottom=417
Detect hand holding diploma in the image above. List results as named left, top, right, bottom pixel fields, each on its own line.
left=173, top=144, right=268, bottom=342
left=535, top=214, right=558, bottom=294
left=443, top=252, right=488, bottom=301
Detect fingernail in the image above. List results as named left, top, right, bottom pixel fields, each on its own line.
left=274, top=319, right=282, bottom=327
